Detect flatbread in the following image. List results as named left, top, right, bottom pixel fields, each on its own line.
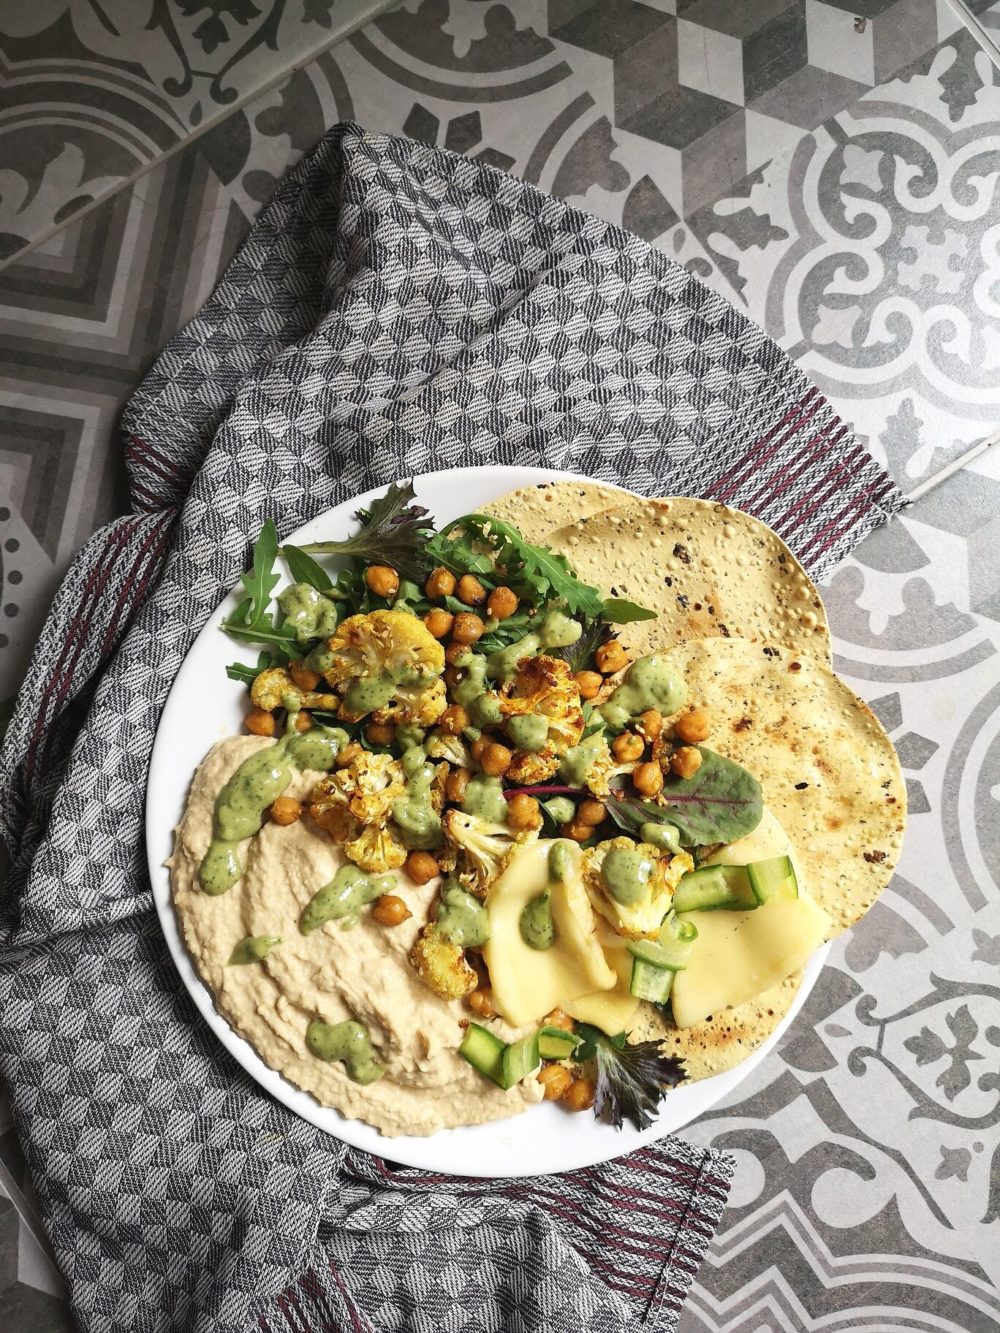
left=545, top=495, right=831, bottom=661
left=639, top=636, right=905, bottom=1080
left=479, top=480, right=624, bottom=544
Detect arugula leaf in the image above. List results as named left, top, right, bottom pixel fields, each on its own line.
left=222, top=622, right=297, bottom=659
left=302, top=480, right=436, bottom=582
left=605, top=747, right=763, bottom=846
left=225, top=520, right=280, bottom=633
left=556, top=617, right=613, bottom=673
left=424, top=528, right=496, bottom=579
left=602, top=597, right=657, bottom=624
left=226, top=650, right=278, bottom=686
left=574, top=1024, right=686, bottom=1130
left=281, top=543, right=333, bottom=592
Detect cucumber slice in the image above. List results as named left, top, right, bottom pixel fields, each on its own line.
left=746, top=854, right=798, bottom=904
left=672, top=864, right=757, bottom=912
left=459, top=1022, right=506, bottom=1087
left=630, top=956, right=674, bottom=1004
left=628, top=935, right=691, bottom=971
left=538, top=1027, right=580, bottom=1060
left=501, top=1031, right=541, bottom=1089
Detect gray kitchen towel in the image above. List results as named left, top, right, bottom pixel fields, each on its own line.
left=0, top=123, right=903, bottom=1333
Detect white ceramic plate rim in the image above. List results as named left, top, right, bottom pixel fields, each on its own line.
left=147, top=465, right=828, bottom=1178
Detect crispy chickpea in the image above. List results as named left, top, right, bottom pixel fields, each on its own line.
left=562, top=1077, right=596, bottom=1112
left=425, top=566, right=456, bottom=599
left=457, top=574, right=487, bottom=606
left=611, top=731, right=645, bottom=763
left=445, top=767, right=470, bottom=804
left=675, top=709, right=710, bottom=744
left=470, top=736, right=490, bottom=763
left=595, top=639, right=629, bottom=674
left=507, top=793, right=540, bottom=830
left=424, top=608, right=454, bottom=639
left=444, top=664, right=463, bottom=688
left=269, top=796, right=302, bottom=825
left=290, top=662, right=321, bottom=691
left=335, top=741, right=363, bottom=768
left=538, top=1064, right=573, bottom=1100
left=574, top=670, right=603, bottom=701
left=486, top=586, right=519, bottom=620
left=293, top=710, right=314, bottom=732
left=563, top=819, right=592, bottom=843
left=405, top=850, right=440, bottom=885
left=577, top=798, right=606, bottom=827
left=372, top=894, right=412, bottom=926
left=452, top=612, right=485, bottom=645
left=246, top=709, right=276, bottom=737
left=670, top=746, right=703, bottom=780
left=633, top=761, right=664, bottom=797
left=365, top=564, right=400, bottom=599
left=468, top=988, right=496, bottom=1019
left=439, top=704, right=469, bottom=736
left=480, top=741, right=513, bottom=777
left=544, top=1008, right=574, bottom=1031
left=366, top=720, right=395, bottom=745
left=638, top=708, right=663, bottom=741
left=446, top=640, right=473, bottom=664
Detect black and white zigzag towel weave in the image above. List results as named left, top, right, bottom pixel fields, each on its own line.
left=0, top=124, right=903, bottom=1333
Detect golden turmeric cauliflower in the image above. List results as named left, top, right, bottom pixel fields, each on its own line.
left=323, top=610, right=446, bottom=727
left=250, top=667, right=338, bottom=713
left=308, top=753, right=409, bottom=872
left=565, top=733, right=638, bottom=797
left=442, top=809, right=539, bottom=897
left=582, top=836, right=694, bottom=939
left=499, top=654, right=584, bottom=785
left=409, top=925, right=478, bottom=999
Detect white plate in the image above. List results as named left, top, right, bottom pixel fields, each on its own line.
left=147, top=465, right=828, bottom=1178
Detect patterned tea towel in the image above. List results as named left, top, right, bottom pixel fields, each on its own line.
left=0, top=123, right=904, bottom=1333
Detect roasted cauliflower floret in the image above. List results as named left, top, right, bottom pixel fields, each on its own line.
left=409, top=924, right=478, bottom=1000
left=308, top=753, right=409, bottom=871
left=557, top=732, right=636, bottom=797
left=442, top=808, right=538, bottom=897
left=250, top=666, right=338, bottom=713
left=344, top=824, right=407, bottom=873
left=582, top=836, right=694, bottom=938
left=323, top=610, right=447, bottom=726
left=424, top=729, right=472, bottom=767
left=499, top=654, right=585, bottom=785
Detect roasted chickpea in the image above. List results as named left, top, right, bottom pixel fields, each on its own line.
left=574, top=670, right=603, bottom=701
left=405, top=850, right=440, bottom=885
left=452, top=612, right=485, bottom=645
left=335, top=741, right=363, bottom=768
left=486, top=586, right=519, bottom=619
left=562, top=1077, right=596, bottom=1112
left=544, top=1008, right=574, bottom=1031
left=246, top=709, right=276, bottom=737
left=293, top=710, right=313, bottom=732
left=444, top=665, right=463, bottom=688
left=507, top=793, right=540, bottom=830
left=424, top=608, right=454, bottom=639
left=470, top=736, right=490, bottom=763
left=595, top=639, right=629, bottom=674
left=638, top=708, right=663, bottom=741
left=365, top=720, right=395, bottom=745
left=439, top=704, right=469, bottom=736
left=480, top=741, right=513, bottom=777
left=372, top=894, right=412, bottom=926
left=563, top=819, right=592, bottom=843
left=633, top=760, right=664, bottom=797
left=611, top=731, right=645, bottom=763
left=670, top=746, right=703, bottom=780
left=675, top=709, right=710, bottom=744
left=538, top=1064, right=573, bottom=1100
left=365, top=564, right=400, bottom=599
left=290, top=662, right=321, bottom=691
left=457, top=574, right=487, bottom=605
left=446, top=640, right=473, bottom=664
left=425, top=566, right=456, bottom=599
left=577, top=798, right=606, bottom=827
left=445, top=767, right=470, bottom=804
left=269, top=796, right=302, bottom=825
left=468, top=988, right=496, bottom=1019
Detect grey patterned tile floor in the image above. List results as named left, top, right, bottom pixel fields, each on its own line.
left=2, top=0, right=1000, bottom=1328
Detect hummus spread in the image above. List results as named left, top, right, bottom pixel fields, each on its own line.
left=170, top=735, right=542, bottom=1136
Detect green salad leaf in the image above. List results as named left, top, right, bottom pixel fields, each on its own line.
left=555, top=617, right=613, bottom=673
left=222, top=521, right=298, bottom=659
left=602, top=597, right=657, bottom=624
left=605, top=747, right=763, bottom=846
left=281, top=543, right=334, bottom=592
left=574, top=1023, right=686, bottom=1130
left=301, top=481, right=436, bottom=582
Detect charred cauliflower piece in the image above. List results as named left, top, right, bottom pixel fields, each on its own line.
left=250, top=667, right=339, bottom=713
left=582, top=836, right=694, bottom=938
left=308, top=753, right=408, bottom=871
left=442, top=809, right=539, bottom=897
left=499, top=654, right=585, bottom=785
left=324, top=610, right=446, bottom=727
left=409, top=924, right=478, bottom=1000
left=565, top=733, right=638, bottom=797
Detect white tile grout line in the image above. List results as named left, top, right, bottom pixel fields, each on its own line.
left=945, top=0, right=1000, bottom=68
left=903, top=427, right=1000, bottom=503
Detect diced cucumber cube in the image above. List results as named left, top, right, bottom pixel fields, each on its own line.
left=538, top=1027, right=580, bottom=1060
left=459, top=1022, right=506, bottom=1087
left=501, top=1031, right=541, bottom=1089
left=629, top=957, right=674, bottom=1004
left=746, top=854, right=798, bottom=903
left=672, top=864, right=757, bottom=912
